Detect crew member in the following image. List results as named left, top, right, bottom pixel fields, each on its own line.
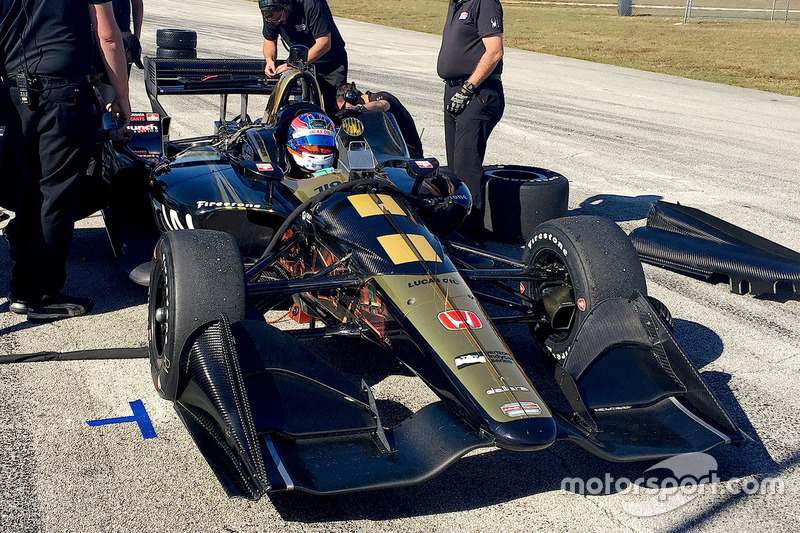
left=112, top=0, right=144, bottom=72
left=0, top=0, right=130, bottom=321
left=437, top=0, right=504, bottom=241
left=259, top=0, right=347, bottom=115
left=335, top=82, right=424, bottom=159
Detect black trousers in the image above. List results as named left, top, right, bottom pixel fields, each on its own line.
left=316, top=59, right=347, bottom=118
left=0, top=80, right=97, bottom=301
left=443, top=79, right=504, bottom=218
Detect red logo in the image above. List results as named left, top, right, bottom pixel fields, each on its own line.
left=256, top=163, right=274, bottom=171
left=146, top=113, right=159, bottom=121
left=519, top=282, right=525, bottom=294
left=416, top=160, right=433, bottom=169
left=438, top=310, right=482, bottom=330
left=577, top=298, right=586, bottom=311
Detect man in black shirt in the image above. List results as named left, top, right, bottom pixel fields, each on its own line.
left=437, top=0, right=504, bottom=241
left=0, top=0, right=130, bottom=321
left=335, top=82, right=424, bottom=159
left=259, top=0, right=347, bottom=115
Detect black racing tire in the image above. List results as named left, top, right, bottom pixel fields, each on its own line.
left=148, top=229, right=246, bottom=400
left=155, top=29, right=197, bottom=50
left=156, top=47, right=198, bottom=59
left=522, top=216, right=647, bottom=361
left=483, top=165, right=569, bottom=244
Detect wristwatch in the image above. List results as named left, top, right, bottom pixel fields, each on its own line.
left=462, top=81, right=476, bottom=94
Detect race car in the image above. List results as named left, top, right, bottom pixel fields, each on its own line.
left=102, top=46, right=748, bottom=498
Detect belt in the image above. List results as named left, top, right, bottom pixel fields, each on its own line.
left=0, top=74, right=95, bottom=89
left=444, top=74, right=502, bottom=87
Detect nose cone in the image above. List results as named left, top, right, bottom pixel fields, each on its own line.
left=491, top=416, right=558, bottom=451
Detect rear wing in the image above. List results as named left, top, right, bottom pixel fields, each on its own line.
left=142, top=56, right=282, bottom=138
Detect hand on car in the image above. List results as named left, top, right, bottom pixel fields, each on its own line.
left=336, top=104, right=364, bottom=119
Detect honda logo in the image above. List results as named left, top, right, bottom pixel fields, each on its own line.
left=438, top=310, right=482, bottom=330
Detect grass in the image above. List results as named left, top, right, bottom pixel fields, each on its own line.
left=326, top=0, right=800, bottom=97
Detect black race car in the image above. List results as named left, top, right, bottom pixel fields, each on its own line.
left=101, top=47, right=748, bottom=499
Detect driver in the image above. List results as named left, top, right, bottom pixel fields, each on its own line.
left=285, top=111, right=337, bottom=179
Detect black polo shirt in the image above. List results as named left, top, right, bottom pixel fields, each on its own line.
left=368, top=91, right=423, bottom=159
left=0, top=0, right=109, bottom=78
left=262, top=0, right=346, bottom=75
left=437, top=0, right=503, bottom=81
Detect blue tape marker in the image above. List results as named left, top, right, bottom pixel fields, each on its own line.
left=87, top=399, right=157, bottom=439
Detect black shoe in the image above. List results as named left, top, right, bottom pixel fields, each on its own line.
left=7, top=292, right=29, bottom=315
left=27, top=293, right=94, bottom=323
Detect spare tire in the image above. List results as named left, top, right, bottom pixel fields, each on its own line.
left=156, top=47, right=197, bottom=59
left=156, top=28, right=197, bottom=49
left=483, top=165, right=569, bottom=243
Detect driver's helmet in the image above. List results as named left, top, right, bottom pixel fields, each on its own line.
left=286, top=112, right=336, bottom=173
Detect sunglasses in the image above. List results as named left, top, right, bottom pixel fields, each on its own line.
left=263, top=7, right=284, bottom=22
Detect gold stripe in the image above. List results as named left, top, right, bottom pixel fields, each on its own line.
left=378, top=234, right=442, bottom=265
left=348, top=194, right=406, bottom=217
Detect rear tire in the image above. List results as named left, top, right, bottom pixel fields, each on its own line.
left=484, top=165, right=569, bottom=243
left=523, top=216, right=647, bottom=361
left=148, top=229, right=246, bottom=400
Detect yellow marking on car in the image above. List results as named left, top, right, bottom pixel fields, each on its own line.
left=348, top=194, right=406, bottom=217
left=377, top=234, right=442, bottom=265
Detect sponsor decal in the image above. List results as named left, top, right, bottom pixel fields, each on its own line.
left=146, top=113, right=159, bottom=121
left=438, top=310, right=482, bottom=330
left=450, top=194, right=469, bottom=201
left=415, top=160, right=433, bottom=169
left=486, top=385, right=530, bottom=395
left=519, top=282, right=525, bottom=294
left=256, top=162, right=274, bottom=171
left=491, top=17, right=499, bottom=29
left=129, top=123, right=159, bottom=134
left=407, top=275, right=460, bottom=288
left=527, top=232, right=569, bottom=258
left=454, top=353, right=486, bottom=368
left=455, top=350, right=513, bottom=368
left=577, top=298, right=586, bottom=311
left=129, top=113, right=146, bottom=122
left=196, top=200, right=263, bottom=210
left=501, top=402, right=541, bottom=417
left=459, top=11, right=469, bottom=20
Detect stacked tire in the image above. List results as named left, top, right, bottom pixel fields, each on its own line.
left=483, top=165, right=569, bottom=244
left=156, top=29, right=197, bottom=59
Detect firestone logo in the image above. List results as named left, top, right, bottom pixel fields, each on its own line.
left=560, top=452, right=784, bottom=517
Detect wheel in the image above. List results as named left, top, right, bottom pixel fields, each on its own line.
left=155, top=29, right=197, bottom=49
left=522, top=216, right=647, bottom=361
left=148, top=229, right=246, bottom=400
left=483, top=165, right=569, bottom=243
left=156, top=47, right=197, bottom=59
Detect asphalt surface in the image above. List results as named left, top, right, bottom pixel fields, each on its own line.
left=1, top=1, right=799, bottom=531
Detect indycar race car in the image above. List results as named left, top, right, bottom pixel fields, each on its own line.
left=102, top=46, right=748, bottom=498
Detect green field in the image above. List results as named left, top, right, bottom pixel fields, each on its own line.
left=327, top=0, right=800, bottom=97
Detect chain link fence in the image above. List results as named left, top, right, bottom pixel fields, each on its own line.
left=508, top=0, right=800, bottom=21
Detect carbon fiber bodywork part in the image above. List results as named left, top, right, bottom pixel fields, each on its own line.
left=552, top=292, right=748, bottom=461
left=630, top=201, right=800, bottom=296
left=177, top=317, right=494, bottom=497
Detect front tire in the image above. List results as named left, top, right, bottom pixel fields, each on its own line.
left=148, top=230, right=246, bottom=400
left=523, top=216, right=647, bottom=361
